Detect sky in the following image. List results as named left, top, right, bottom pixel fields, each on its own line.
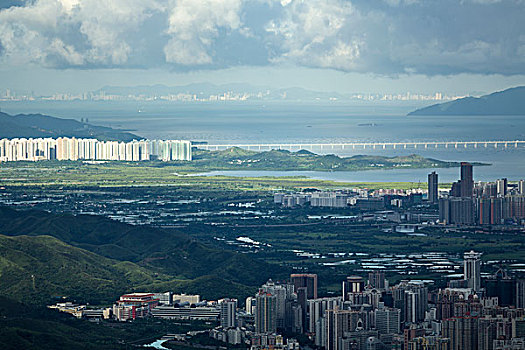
left=0, top=0, right=524, bottom=95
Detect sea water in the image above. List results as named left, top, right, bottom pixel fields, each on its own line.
left=3, top=100, right=525, bottom=181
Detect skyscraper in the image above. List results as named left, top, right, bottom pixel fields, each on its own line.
left=260, top=280, right=291, bottom=330
left=245, top=296, right=256, bottom=315
left=460, top=162, right=473, bottom=197
left=464, top=251, right=482, bottom=292
left=374, top=305, right=401, bottom=335
left=342, top=276, right=365, bottom=302
left=496, top=178, right=508, bottom=197
left=220, top=298, right=237, bottom=328
left=290, top=273, right=318, bottom=299
left=428, top=171, right=438, bottom=204
left=368, top=271, right=386, bottom=290
left=325, top=308, right=364, bottom=350
left=255, top=291, right=277, bottom=334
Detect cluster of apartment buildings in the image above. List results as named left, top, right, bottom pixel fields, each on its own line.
left=0, top=137, right=192, bottom=162
left=49, top=252, right=525, bottom=350
left=274, top=190, right=424, bottom=211
left=274, top=164, right=525, bottom=228
left=438, top=163, right=525, bottom=225
left=241, top=253, right=525, bottom=350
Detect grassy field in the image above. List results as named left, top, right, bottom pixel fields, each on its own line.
left=0, top=160, right=430, bottom=191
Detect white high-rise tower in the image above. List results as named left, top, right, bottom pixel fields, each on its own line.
left=464, top=250, right=482, bottom=292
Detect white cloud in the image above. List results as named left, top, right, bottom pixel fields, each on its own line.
left=164, top=0, right=244, bottom=65
left=0, top=0, right=523, bottom=75
left=266, top=0, right=363, bottom=70
left=0, top=0, right=161, bottom=67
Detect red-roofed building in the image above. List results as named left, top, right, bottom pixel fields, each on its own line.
left=113, top=293, right=159, bottom=321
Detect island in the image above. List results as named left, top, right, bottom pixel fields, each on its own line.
left=177, top=147, right=479, bottom=172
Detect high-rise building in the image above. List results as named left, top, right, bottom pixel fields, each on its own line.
left=460, top=162, right=474, bottom=198
left=517, top=279, right=525, bottom=308
left=368, top=271, right=386, bottom=290
left=374, top=305, right=401, bottom=335
left=220, top=298, right=237, bottom=328
left=496, top=178, right=508, bottom=197
left=255, top=291, right=277, bottom=334
left=442, top=316, right=478, bottom=350
left=464, top=251, right=482, bottom=292
left=0, top=137, right=192, bottom=162
left=325, top=308, right=364, bottom=350
left=290, top=274, right=318, bottom=299
left=439, top=197, right=474, bottom=224
left=342, top=276, right=364, bottom=301
left=260, top=280, right=292, bottom=330
left=519, top=180, right=525, bottom=195
left=245, top=296, right=256, bottom=315
left=428, top=172, right=439, bottom=204
left=307, top=297, right=342, bottom=335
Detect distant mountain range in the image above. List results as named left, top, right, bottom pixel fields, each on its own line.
left=0, top=112, right=139, bottom=141
left=408, top=86, right=525, bottom=116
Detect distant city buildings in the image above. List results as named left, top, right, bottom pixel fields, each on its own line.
left=0, top=87, right=466, bottom=103
left=439, top=163, right=525, bottom=225
left=0, top=137, right=192, bottom=162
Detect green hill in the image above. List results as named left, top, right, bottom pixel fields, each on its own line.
left=0, top=206, right=287, bottom=304
left=0, top=112, right=140, bottom=141
left=190, top=147, right=460, bottom=171
left=408, top=86, right=525, bottom=116
left=0, top=234, right=175, bottom=304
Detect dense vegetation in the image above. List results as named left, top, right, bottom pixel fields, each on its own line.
left=0, top=206, right=287, bottom=305
left=188, top=147, right=461, bottom=172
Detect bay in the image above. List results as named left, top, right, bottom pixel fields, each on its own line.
left=2, top=100, right=524, bottom=181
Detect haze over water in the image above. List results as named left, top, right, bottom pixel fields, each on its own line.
left=3, top=101, right=525, bottom=182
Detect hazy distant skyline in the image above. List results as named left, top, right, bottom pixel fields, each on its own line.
left=1, top=0, right=524, bottom=95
